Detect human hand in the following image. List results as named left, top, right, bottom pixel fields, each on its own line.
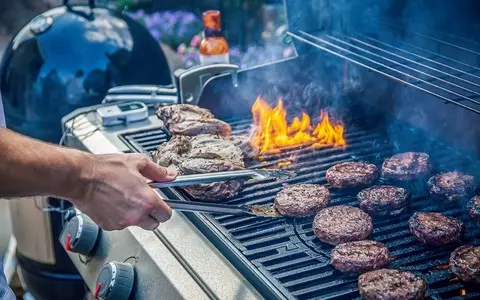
left=71, top=153, right=177, bottom=231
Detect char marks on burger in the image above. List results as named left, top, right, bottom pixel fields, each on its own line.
left=331, top=240, right=390, bottom=273
left=449, top=245, right=480, bottom=284
left=408, top=212, right=464, bottom=246
left=427, top=171, right=476, bottom=203
left=325, top=162, right=378, bottom=189
left=467, top=195, right=480, bottom=220
left=381, top=152, right=432, bottom=181
left=357, top=185, right=410, bottom=216
left=274, top=184, right=331, bottom=217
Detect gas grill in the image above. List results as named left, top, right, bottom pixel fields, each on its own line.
left=61, top=1, right=480, bottom=299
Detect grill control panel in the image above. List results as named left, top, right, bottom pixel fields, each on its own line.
left=94, top=261, right=135, bottom=300
left=59, top=214, right=100, bottom=256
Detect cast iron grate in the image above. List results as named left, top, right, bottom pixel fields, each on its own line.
left=121, top=119, right=480, bottom=300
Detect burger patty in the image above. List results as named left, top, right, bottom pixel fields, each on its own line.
left=313, top=205, right=373, bottom=245
left=381, top=152, right=432, bottom=181
left=358, top=185, right=410, bottom=216
left=427, top=171, right=476, bottom=203
left=449, top=245, right=480, bottom=283
left=274, top=184, right=331, bottom=217
left=331, top=240, right=390, bottom=273
left=467, top=195, right=480, bottom=220
left=408, top=212, right=464, bottom=246
left=358, top=269, right=427, bottom=300
left=325, top=162, right=378, bottom=188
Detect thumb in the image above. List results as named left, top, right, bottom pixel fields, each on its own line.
left=139, top=159, right=177, bottom=182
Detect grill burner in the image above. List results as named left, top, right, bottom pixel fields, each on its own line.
left=122, top=116, right=480, bottom=300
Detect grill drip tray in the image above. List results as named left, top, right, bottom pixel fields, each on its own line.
left=120, top=119, right=480, bottom=300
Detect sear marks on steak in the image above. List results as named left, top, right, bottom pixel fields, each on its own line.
left=467, top=195, right=480, bottom=220
left=274, top=184, right=331, bottom=217
left=156, top=104, right=231, bottom=137
left=381, top=152, right=432, bottom=181
left=226, top=135, right=259, bottom=164
left=449, top=245, right=480, bottom=283
left=150, top=135, right=191, bottom=168
left=427, top=171, right=476, bottom=203
left=151, top=134, right=246, bottom=201
left=408, top=212, right=463, bottom=246
left=331, top=240, right=390, bottom=273
left=358, top=269, right=427, bottom=300
left=325, top=162, right=378, bottom=189
left=358, top=185, right=410, bottom=216
left=179, top=158, right=244, bottom=201
left=313, top=205, right=373, bottom=246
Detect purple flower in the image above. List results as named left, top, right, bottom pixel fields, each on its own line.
left=150, top=29, right=161, bottom=41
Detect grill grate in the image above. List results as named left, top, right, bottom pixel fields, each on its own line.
left=121, top=119, right=480, bottom=300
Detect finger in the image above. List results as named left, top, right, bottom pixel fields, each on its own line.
left=137, top=216, right=159, bottom=231
left=148, top=189, right=172, bottom=223
left=138, top=159, right=177, bottom=182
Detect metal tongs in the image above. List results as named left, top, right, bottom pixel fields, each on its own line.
left=148, top=169, right=295, bottom=218
left=148, top=169, right=295, bottom=189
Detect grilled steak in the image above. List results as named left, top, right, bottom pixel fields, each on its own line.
left=313, top=205, right=373, bottom=245
left=274, top=184, right=331, bottom=217
left=427, top=171, right=476, bottom=203
left=408, top=212, right=463, bottom=246
left=331, top=240, right=390, bottom=273
left=358, top=269, right=427, bottom=300
left=381, top=152, right=432, bottom=181
left=325, top=162, right=378, bottom=188
left=179, top=158, right=244, bottom=201
left=358, top=185, right=410, bottom=216
left=227, top=135, right=259, bottom=164
left=156, top=104, right=231, bottom=137
left=449, top=245, right=480, bottom=283
left=467, top=195, right=480, bottom=220
left=151, top=134, right=245, bottom=201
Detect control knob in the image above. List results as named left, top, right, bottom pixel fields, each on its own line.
left=94, top=262, right=135, bottom=300
left=59, top=214, right=100, bottom=256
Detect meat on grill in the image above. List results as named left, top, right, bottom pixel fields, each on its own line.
left=427, top=171, right=476, bottom=203
left=331, top=240, right=390, bottom=273
left=357, top=185, right=410, bottom=216
left=325, top=162, right=378, bottom=188
left=274, top=184, right=331, bottom=217
left=381, top=152, right=432, bottom=181
left=467, top=195, right=480, bottom=220
left=226, top=135, right=258, bottom=164
left=449, top=245, right=480, bottom=283
left=408, top=212, right=463, bottom=246
left=156, top=104, right=232, bottom=137
left=313, top=205, right=373, bottom=246
left=358, top=269, right=427, bottom=300
left=151, top=134, right=245, bottom=201
left=179, top=158, right=244, bottom=201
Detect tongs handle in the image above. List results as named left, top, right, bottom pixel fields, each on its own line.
left=148, top=169, right=260, bottom=189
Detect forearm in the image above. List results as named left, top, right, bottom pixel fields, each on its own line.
left=0, top=128, right=92, bottom=199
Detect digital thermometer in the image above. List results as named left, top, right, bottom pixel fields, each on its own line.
left=96, top=102, right=149, bottom=126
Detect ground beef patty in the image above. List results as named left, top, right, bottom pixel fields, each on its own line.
left=408, top=212, right=463, bottom=246
left=358, top=269, right=427, bottom=300
left=381, top=152, right=432, bottom=181
left=449, top=245, right=480, bottom=283
left=467, top=195, right=480, bottom=220
left=274, top=184, right=331, bottom=217
left=325, top=162, right=378, bottom=188
left=331, top=240, right=390, bottom=273
left=427, top=171, right=476, bottom=203
left=313, top=205, right=373, bottom=245
left=358, top=185, right=410, bottom=216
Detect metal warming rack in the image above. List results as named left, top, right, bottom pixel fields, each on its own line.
left=285, top=22, right=480, bottom=115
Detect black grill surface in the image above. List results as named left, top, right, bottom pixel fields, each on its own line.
left=121, top=119, right=480, bottom=300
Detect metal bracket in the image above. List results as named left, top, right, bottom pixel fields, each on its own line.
left=174, top=64, right=239, bottom=105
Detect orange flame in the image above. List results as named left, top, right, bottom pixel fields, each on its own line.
left=251, top=96, right=346, bottom=153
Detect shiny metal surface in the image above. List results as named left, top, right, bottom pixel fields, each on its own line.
left=63, top=110, right=263, bottom=300
left=0, top=4, right=171, bottom=142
